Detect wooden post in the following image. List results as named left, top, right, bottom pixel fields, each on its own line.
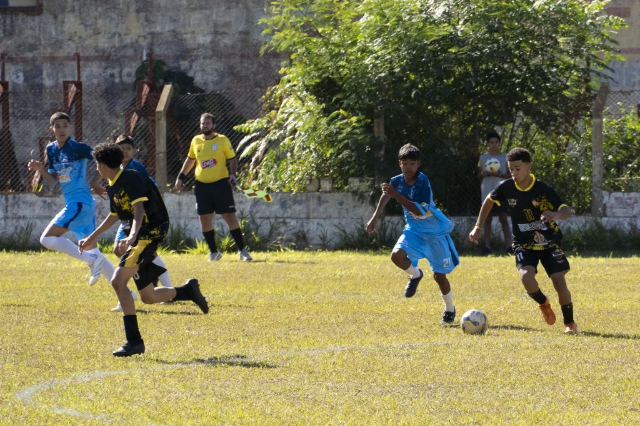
left=155, top=84, right=173, bottom=193
left=591, top=83, right=609, bottom=218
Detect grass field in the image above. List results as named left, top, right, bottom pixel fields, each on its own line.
left=1, top=251, right=639, bottom=425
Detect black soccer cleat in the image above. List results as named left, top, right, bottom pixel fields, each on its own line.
left=113, top=340, right=145, bottom=357
left=187, top=278, right=209, bottom=314
left=404, top=269, right=423, bottom=298
left=441, top=308, right=456, bottom=324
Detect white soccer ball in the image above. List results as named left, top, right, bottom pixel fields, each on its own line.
left=461, top=309, right=488, bottom=335
left=484, top=157, right=501, bottom=173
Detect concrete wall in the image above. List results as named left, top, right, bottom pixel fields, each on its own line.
left=607, top=1, right=640, bottom=90
left=1, top=192, right=638, bottom=249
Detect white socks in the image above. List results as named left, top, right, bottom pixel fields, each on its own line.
left=404, top=264, right=421, bottom=278
left=153, top=256, right=173, bottom=287
left=442, top=291, right=454, bottom=312
left=40, top=235, right=96, bottom=263
left=86, top=248, right=115, bottom=282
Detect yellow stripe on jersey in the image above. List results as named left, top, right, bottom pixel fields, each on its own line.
left=131, top=197, right=149, bottom=205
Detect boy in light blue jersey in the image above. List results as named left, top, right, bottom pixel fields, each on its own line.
left=108, top=135, right=173, bottom=312
left=367, top=144, right=459, bottom=324
left=27, top=112, right=115, bottom=285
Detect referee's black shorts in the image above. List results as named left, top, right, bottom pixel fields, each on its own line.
left=195, top=179, right=236, bottom=215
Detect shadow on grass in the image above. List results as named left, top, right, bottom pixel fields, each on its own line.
left=491, top=324, right=539, bottom=332
left=155, top=355, right=276, bottom=369
left=0, top=303, right=33, bottom=308
left=136, top=309, right=202, bottom=316
left=579, top=331, right=640, bottom=340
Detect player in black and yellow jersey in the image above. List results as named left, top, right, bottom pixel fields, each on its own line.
left=469, top=147, right=578, bottom=335
left=175, top=112, right=252, bottom=262
left=79, top=143, right=209, bottom=357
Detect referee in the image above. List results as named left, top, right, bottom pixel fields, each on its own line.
left=175, top=113, right=252, bottom=262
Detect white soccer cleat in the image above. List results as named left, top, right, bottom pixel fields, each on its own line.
left=208, top=252, right=223, bottom=261
left=238, top=249, right=253, bottom=262
left=89, top=254, right=105, bottom=286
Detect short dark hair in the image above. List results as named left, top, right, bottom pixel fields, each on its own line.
left=50, top=112, right=71, bottom=126
left=200, top=112, right=216, bottom=124
left=507, top=147, right=532, bottom=163
left=115, top=134, right=135, bottom=148
left=93, top=142, right=124, bottom=169
left=486, top=131, right=501, bottom=142
left=398, top=144, right=421, bottom=161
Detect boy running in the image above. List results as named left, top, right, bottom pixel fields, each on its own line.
left=469, top=147, right=578, bottom=335
left=27, top=112, right=114, bottom=285
left=109, top=135, right=173, bottom=312
left=79, top=143, right=209, bottom=357
left=367, top=144, right=459, bottom=324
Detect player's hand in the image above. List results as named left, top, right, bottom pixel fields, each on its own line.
left=540, top=210, right=557, bottom=222
left=469, top=226, right=482, bottom=244
left=381, top=183, right=398, bottom=199
left=175, top=178, right=183, bottom=192
left=27, top=159, right=44, bottom=173
left=78, top=235, right=95, bottom=254
left=91, top=182, right=107, bottom=199
left=366, top=217, right=377, bottom=234
left=228, top=173, right=237, bottom=187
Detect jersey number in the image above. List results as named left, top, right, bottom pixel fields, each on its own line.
left=523, top=209, right=535, bottom=221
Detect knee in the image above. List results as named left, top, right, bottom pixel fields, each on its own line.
left=40, top=234, right=54, bottom=248
left=390, top=250, right=403, bottom=264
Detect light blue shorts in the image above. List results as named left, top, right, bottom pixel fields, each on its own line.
left=51, top=201, right=96, bottom=240
left=394, top=231, right=460, bottom=274
left=115, top=222, right=127, bottom=242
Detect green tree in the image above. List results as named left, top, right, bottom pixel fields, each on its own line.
left=237, top=0, right=623, bottom=213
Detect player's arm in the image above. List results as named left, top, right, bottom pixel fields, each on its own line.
left=78, top=213, right=120, bottom=253
left=382, top=183, right=422, bottom=216
left=89, top=167, right=107, bottom=199
left=477, top=166, right=488, bottom=180
left=469, top=196, right=496, bottom=244
left=228, top=157, right=238, bottom=186
left=175, top=157, right=196, bottom=191
left=366, top=192, right=391, bottom=233
left=541, top=205, right=573, bottom=222
left=27, top=153, right=58, bottom=188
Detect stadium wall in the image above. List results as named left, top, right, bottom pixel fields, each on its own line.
left=1, top=192, right=639, bottom=249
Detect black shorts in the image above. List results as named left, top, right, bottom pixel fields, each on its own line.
left=514, top=246, right=570, bottom=276
left=195, top=179, right=236, bottom=215
left=119, top=222, right=169, bottom=290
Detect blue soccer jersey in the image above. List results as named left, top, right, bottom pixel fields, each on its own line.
left=389, top=172, right=453, bottom=237
left=124, top=159, right=156, bottom=185
left=46, top=138, right=94, bottom=206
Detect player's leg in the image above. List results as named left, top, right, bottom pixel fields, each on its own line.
left=195, top=181, right=221, bottom=261
left=516, top=248, right=556, bottom=325
left=110, top=264, right=145, bottom=356
left=217, top=181, right=252, bottom=261
left=391, top=233, right=423, bottom=297
left=542, top=249, right=576, bottom=334
left=110, top=223, right=138, bottom=312
left=152, top=255, right=173, bottom=287
left=424, top=234, right=459, bottom=323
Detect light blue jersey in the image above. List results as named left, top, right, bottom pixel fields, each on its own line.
left=390, top=172, right=454, bottom=237
left=125, top=159, right=156, bottom=185
left=46, top=138, right=94, bottom=206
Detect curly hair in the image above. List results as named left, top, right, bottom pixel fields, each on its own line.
left=507, top=147, right=532, bottom=163
left=398, top=143, right=421, bottom=161
left=93, top=142, right=124, bottom=169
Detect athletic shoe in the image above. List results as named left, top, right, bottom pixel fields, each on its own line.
left=112, top=340, right=145, bottom=357
left=538, top=297, right=556, bottom=325
left=111, top=289, right=138, bottom=312
left=441, top=308, right=456, bottom=324
left=186, top=278, right=209, bottom=314
left=238, top=249, right=253, bottom=262
left=564, top=322, right=579, bottom=335
left=404, top=268, right=423, bottom=298
left=208, top=252, right=222, bottom=261
left=89, top=254, right=105, bottom=286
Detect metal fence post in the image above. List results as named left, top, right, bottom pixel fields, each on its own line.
left=591, top=83, right=609, bottom=217
left=155, top=84, right=174, bottom=193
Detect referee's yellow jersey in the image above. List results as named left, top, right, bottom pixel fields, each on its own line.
left=188, top=133, right=236, bottom=183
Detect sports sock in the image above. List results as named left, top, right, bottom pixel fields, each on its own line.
left=172, top=283, right=192, bottom=301
left=527, top=289, right=547, bottom=305
left=230, top=227, right=245, bottom=251
left=86, top=248, right=115, bottom=281
left=152, top=256, right=173, bottom=287
left=40, top=235, right=96, bottom=263
left=123, top=314, right=143, bottom=344
left=441, top=291, right=454, bottom=312
left=404, top=264, right=420, bottom=278
left=203, top=230, right=218, bottom=253
left=561, top=303, right=574, bottom=324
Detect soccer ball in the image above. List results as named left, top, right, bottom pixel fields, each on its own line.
left=484, top=157, right=501, bottom=173
left=461, top=309, right=488, bottom=335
